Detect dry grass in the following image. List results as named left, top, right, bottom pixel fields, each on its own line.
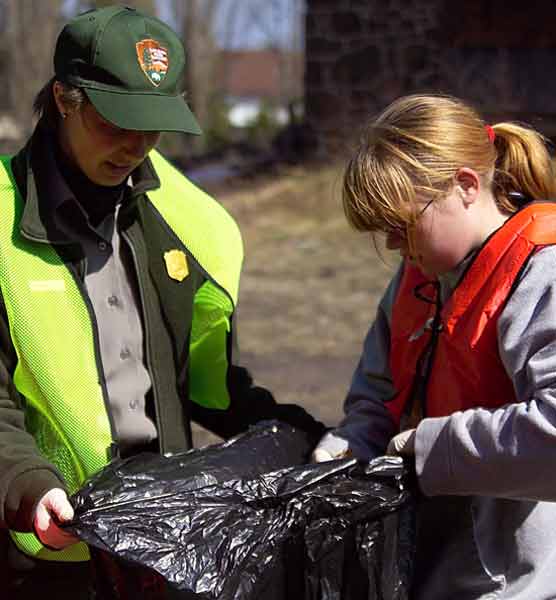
left=193, top=163, right=399, bottom=445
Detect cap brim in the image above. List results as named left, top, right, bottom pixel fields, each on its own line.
left=83, top=88, right=202, bottom=135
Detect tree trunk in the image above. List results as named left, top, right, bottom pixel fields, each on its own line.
left=182, top=0, right=218, bottom=154
left=5, top=0, right=63, bottom=141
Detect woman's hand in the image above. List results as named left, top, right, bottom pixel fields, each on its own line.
left=33, top=488, right=80, bottom=550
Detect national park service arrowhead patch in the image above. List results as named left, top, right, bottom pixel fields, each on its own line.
left=164, top=249, right=188, bottom=282
left=136, top=39, right=169, bottom=87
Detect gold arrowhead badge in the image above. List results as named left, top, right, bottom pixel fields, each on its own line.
left=136, top=39, right=169, bottom=87
left=164, top=249, right=189, bottom=282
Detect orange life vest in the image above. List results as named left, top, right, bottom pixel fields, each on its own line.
left=387, top=203, right=556, bottom=428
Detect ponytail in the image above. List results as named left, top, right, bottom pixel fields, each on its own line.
left=342, top=95, right=556, bottom=234
left=491, top=122, right=556, bottom=212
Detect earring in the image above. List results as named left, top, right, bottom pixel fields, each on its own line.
left=61, top=112, right=67, bottom=119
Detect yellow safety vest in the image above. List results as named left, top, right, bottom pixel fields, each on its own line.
left=0, top=150, right=243, bottom=561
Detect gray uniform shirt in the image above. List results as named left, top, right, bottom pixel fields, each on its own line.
left=325, top=246, right=556, bottom=599
left=82, top=204, right=156, bottom=454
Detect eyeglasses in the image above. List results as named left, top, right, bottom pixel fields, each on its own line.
left=417, top=197, right=435, bottom=218
left=383, top=197, right=435, bottom=237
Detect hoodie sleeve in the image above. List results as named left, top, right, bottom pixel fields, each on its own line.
left=416, top=246, right=556, bottom=501
left=329, top=266, right=402, bottom=460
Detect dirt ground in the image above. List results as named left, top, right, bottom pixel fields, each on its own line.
left=192, top=163, right=399, bottom=446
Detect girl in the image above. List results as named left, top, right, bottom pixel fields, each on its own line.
left=313, top=94, right=556, bottom=599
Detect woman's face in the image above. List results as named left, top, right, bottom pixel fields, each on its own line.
left=55, top=87, right=161, bottom=186
left=384, top=173, right=487, bottom=278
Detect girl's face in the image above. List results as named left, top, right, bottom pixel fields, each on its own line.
left=384, top=170, right=501, bottom=278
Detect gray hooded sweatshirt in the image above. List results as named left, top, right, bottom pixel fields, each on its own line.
left=320, top=245, right=556, bottom=599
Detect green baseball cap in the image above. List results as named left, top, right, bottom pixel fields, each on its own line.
left=54, top=5, right=201, bottom=134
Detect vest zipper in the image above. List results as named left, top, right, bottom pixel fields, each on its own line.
left=120, top=229, right=165, bottom=452
left=65, top=261, right=120, bottom=460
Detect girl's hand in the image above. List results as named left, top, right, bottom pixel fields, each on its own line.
left=386, top=429, right=416, bottom=456
left=311, top=431, right=351, bottom=462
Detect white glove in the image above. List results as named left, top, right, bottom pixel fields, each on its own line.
left=311, top=432, right=351, bottom=463
left=33, top=488, right=80, bottom=550
left=386, top=429, right=416, bottom=456
left=312, top=448, right=335, bottom=462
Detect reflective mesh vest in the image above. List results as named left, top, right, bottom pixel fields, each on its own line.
left=0, top=150, right=243, bottom=562
left=387, top=203, right=556, bottom=428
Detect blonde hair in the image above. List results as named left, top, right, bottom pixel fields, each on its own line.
left=343, top=94, right=556, bottom=232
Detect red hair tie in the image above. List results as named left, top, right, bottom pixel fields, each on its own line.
left=485, top=124, right=496, bottom=143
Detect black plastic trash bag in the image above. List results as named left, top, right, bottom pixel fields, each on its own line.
left=68, top=422, right=415, bottom=600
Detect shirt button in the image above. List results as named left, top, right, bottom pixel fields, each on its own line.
left=107, top=295, right=119, bottom=307
left=129, top=399, right=138, bottom=410
left=98, top=241, right=108, bottom=252
left=120, top=347, right=131, bottom=360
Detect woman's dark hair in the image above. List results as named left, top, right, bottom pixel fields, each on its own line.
left=33, top=77, right=87, bottom=130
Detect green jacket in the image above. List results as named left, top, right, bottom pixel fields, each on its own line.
left=0, top=130, right=324, bottom=549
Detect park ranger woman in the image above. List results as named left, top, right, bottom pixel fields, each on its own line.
left=0, top=5, right=322, bottom=597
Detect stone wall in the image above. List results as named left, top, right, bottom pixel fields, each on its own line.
left=305, top=0, right=556, bottom=157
